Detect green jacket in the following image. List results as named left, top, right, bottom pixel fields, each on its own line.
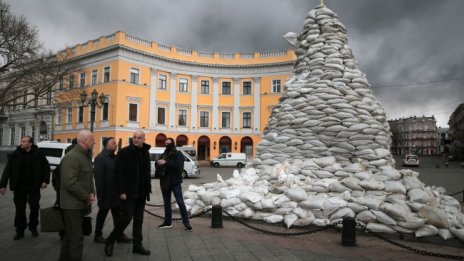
left=60, top=144, right=95, bottom=210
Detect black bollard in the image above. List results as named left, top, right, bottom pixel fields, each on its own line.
left=341, top=216, right=356, bottom=246
left=445, top=162, right=449, bottom=168
left=211, top=205, right=223, bottom=228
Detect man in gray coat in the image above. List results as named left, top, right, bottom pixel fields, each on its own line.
left=93, top=137, right=130, bottom=243
left=59, top=130, right=96, bottom=261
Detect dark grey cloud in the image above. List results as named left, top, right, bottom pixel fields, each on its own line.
left=6, top=0, right=464, bottom=127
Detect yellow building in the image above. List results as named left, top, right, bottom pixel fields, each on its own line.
left=53, top=31, right=295, bottom=160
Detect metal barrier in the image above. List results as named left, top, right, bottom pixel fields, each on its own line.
left=448, top=189, right=464, bottom=202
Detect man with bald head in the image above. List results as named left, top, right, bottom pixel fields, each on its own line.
left=104, top=130, right=151, bottom=256
left=59, top=130, right=96, bottom=261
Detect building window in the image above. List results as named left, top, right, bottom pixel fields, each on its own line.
left=157, top=107, right=165, bottom=124
left=20, top=125, right=25, bottom=139
left=67, top=107, right=73, bottom=123
left=68, top=75, right=74, bottom=89
left=77, top=106, right=84, bottom=123
left=59, top=77, right=64, bottom=90
left=0, top=128, right=3, bottom=146
left=200, top=111, right=209, bottom=128
left=57, top=109, right=62, bottom=124
left=130, top=68, right=139, bottom=84
left=243, top=112, right=251, bottom=128
left=47, top=87, right=52, bottom=105
left=91, top=70, right=98, bottom=85
left=159, top=74, right=167, bottom=90
left=10, top=127, right=15, bottom=146
left=272, top=80, right=281, bottom=93
left=243, top=81, right=252, bottom=95
left=179, top=78, right=188, bottom=92
left=22, top=90, right=27, bottom=108
left=201, top=80, right=209, bottom=94
left=103, top=67, right=110, bottom=83
left=222, top=112, right=230, bottom=128
left=80, top=73, right=86, bottom=87
left=129, top=103, right=138, bottom=122
left=102, top=102, right=109, bottom=121
left=178, top=109, right=187, bottom=126
left=222, top=81, right=231, bottom=95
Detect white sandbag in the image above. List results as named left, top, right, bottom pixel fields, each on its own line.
left=221, top=198, right=242, bottom=208
left=384, top=181, right=406, bottom=194
left=329, top=207, right=355, bottom=221
left=403, top=176, right=424, bottom=190
left=184, top=191, right=199, bottom=200
left=273, top=194, right=291, bottom=206
left=359, top=179, right=385, bottom=190
left=187, top=184, right=205, bottom=192
left=314, top=170, right=335, bottom=178
left=408, top=189, right=434, bottom=204
left=356, top=210, right=376, bottom=223
left=450, top=226, right=464, bottom=241
left=438, top=229, right=455, bottom=240
left=211, top=197, right=221, bottom=206
left=190, top=205, right=204, bottom=215
left=366, top=223, right=396, bottom=233
left=219, top=189, right=242, bottom=199
left=261, top=198, right=277, bottom=209
left=381, top=202, right=410, bottom=221
left=240, top=192, right=263, bottom=204
left=415, top=224, right=439, bottom=238
left=354, top=171, right=371, bottom=180
left=397, top=216, right=427, bottom=230
left=323, top=197, right=347, bottom=216
left=418, top=206, right=449, bottom=228
left=341, top=176, right=363, bottom=190
left=392, top=226, right=415, bottom=234
left=347, top=202, right=368, bottom=213
left=293, top=215, right=316, bottom=226
left=313, top=156, right=336, bottom=167
left=354, top=195, right=385, bottom=210
left=293, top=207, right=309, bottom=218
left=299, top=194, right=326, bottom=209
left=440, top=195, right=461, bottom=209
left=313, top=219, right=331, bottom=226
left=285, top=187, right=308, bottom=201
left=374, top=148, right=391, bottom=158
left=198, top=191, right=220, bottom=203
left=263, top=214, right=284, bottom=223
left=372, top=210, right=396, bottom=226
left=284, top=214, right=299, bottom=228
left=328, top=181, right=351, bottom=193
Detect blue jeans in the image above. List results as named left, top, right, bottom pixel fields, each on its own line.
left=162, top=183, right=189, bottom=225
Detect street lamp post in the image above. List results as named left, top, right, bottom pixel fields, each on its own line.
left=80, top=89, right=107, bottom=132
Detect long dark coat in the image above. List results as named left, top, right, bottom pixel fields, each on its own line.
left=159, top=150, right=184, bottom=192
left=0, top=145, right=50, bottom=190
left=94, top=148, right=119, bottom=209
left=113, top=143, right=151, bottom=200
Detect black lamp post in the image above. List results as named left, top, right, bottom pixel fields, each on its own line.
left=80, top=89, right=107, bottom=132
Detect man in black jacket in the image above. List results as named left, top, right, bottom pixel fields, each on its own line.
left=104, top=130, right=151, bottom=256
left=0, top=136, right=50, bottom=240
left=156, top=138, right=192, bottom=231
left=93, top=137, right=130, bottom=243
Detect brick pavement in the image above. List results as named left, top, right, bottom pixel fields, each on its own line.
left=0, top=180, right=463, bottom=260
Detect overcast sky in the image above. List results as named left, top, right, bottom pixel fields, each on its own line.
left=6, top=0, right=464, bottom=127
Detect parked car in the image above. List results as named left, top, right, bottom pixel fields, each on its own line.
left=149, top=147, right=200, bottom=179
left=210, top=152, right=247, bottom=168
left=402, top=154, right=420, bottom=167
left=37, top=141, right=72, bottom=170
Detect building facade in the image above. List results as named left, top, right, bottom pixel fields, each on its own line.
left=448, top=103, right=464, bottom=160
left=52, top=32, right=295, bottom=160
left=388, top=116, right=438, bottom=156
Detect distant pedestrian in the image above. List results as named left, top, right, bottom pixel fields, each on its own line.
left=58, top=130, right=96, bottom=261
left=93, top=137, right=131, bottom=244
left=156, top=138, right=192, bottom=231
left=0, top=136, right=50, bottom=240
left=104, top=130, right=151, bottom=257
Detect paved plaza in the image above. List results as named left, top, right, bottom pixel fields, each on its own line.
left=0, top=162, right=463, bottom=260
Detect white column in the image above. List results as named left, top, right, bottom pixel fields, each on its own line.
left=253, top=77, right=261, bottom=133
left=191, top=76, right=198, bottom=130
left=149, top=68, right=157, bottom=127
left=233, top=78, right=240, bottom=133
left=212, top=77, right=219, bottom=130
left=169, top=73, right=177, bottom=128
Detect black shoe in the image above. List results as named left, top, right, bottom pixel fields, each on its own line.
left=31, top=229, right=39, bottom=237
left=104, top=239, right=114, bottom=257
left=184, top=223, right=192, bottom=232
left=94, top=234, right=105, bottom=243
left=13, top=231, right=24, bottom=240
left=117, top=234, right=132, bottom=243
left=133, top=245, right=150, bottom=255
left=157, top=223, right=172, bottom=229
left=58, top=230, right=65, bottom=241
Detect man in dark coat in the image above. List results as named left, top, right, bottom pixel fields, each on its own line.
left=156, top=138, right=192, bottom=231
left=104, top=130, right=151, bottom=256
left=93, top=137, right=130, bottom=243
left=0, top=136, right=50, bottom=240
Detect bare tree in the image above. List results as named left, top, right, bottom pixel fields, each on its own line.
left=0, top=0, right=79, bottom=111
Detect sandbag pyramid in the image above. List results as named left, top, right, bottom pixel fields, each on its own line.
left=184, top=4, right=464, bottom=241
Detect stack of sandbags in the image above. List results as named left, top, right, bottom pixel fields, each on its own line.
left=183, top=4, right=464, bottom=242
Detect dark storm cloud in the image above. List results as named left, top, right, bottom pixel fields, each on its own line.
left=6, top=0, right=464, bottom=127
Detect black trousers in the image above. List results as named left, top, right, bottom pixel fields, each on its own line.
left=13, top=186, right=40, bottom=232
left=59, top=209, right=86, bottom=261
left=108, top=198, right=145, bottom=246
left=95, top=206, right=122, bottom=236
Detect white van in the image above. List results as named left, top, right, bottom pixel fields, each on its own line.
left=176, top=145, right=197, bottom=161
left=37, top=141, right=72, bottom=170
left=149, top=147, right=200, bottom=179
left=210, top=152, right=247, bottom=168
